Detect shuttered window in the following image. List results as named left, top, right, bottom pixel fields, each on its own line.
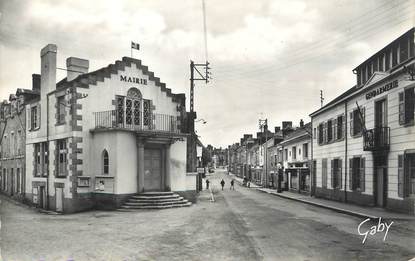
left=359, top=157, right=365, bottom=192
left=399, top=88, right=415, bottom=125
left=331, top=159, right=342, bottom=189
left=350, top=157, right=365, bottom=192
left=322, top=158, right=327, bottom=188
left=398, top=155, right=404, bottom=197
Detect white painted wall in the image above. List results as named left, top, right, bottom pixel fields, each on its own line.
left=312, top=73, right=415, bottom=201
left=169, top=138, right=188, bottom=191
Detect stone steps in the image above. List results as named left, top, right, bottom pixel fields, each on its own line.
left=118, top=192, right=192, bottom=210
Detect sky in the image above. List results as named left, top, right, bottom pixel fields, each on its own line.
left=0, top=0, right=414, bottom=148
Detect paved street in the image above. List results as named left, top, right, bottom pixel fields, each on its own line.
left=1, top=169, right=415, bottom=261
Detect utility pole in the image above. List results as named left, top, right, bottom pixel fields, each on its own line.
left=259, top=118, right=268, bottom=188
left=189, top=60, right=211, bottom=191
left=320, top=90, right=324, bottom=107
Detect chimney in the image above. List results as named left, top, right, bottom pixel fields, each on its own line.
left=40, top=44, right=57, bottom=98
left=300, top=119, right=304, bottom=128
left=66, top=57, right=89, bottom=81
left=32, top=74, right=41, bottom=92
left=274, top=126, right=281, bottom=133
left=282, top=121, right=292, bottom=130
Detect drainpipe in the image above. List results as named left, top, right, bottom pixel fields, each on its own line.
left=310, top=122, right=313, bottom=197
left=46, top=92, right=52, bottom=210
left=344, top=101, right=348, bottom=203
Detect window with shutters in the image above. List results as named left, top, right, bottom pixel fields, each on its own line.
left=398, top=155, right=404, bottom=197
left=337, top=115, right=344, bottom=140
left=327, top=119, right=333, bottom=142
left=398, top=87, right=415, bottom=126
left=322, top=158, right=327, bottom=188
left=400, top=153, right=415, bottom=197
left=350, top=108, right=364, bottom=137
left=409, top=154, right=415, bottom=196
left=349, top=156, right=365, bottom=192
left=318, top=123, right=324, bottom=145
left=331, top=158, right=342, bottom=189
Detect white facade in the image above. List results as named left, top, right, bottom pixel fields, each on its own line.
left=311, top=28, right=415, bottom=214
left=25, top=44, right=195, bottom=213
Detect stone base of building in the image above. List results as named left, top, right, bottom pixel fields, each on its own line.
left=175, top=190, right=198, bottom=203
left=24, top=193, right=95, bottom=213
left=93, top=193, right=134, bottom=210
left=315, top=187, right=415, bottom=215
left=386, top=197, right=415, bottom=215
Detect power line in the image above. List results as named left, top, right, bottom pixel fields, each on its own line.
left=215, top=0, right=414, bottom=75
left=215, top=14, right=413, bottom=79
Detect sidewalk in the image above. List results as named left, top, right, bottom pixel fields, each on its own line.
left=256, top=188, right=415, bottom=220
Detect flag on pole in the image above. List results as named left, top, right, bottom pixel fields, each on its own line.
left=131, top=41, right=140, bottom=50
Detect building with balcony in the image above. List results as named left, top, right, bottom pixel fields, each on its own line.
left=310, top=28, right=415, bottom=214
left=24, top=44, right=196, bottom=213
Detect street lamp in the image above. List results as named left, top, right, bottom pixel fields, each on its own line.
left=259, top=118, right=268, bottom=188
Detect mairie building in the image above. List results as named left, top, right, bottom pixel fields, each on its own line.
left=23, top=44, right=196, bottom=213
left=310, top=28, right=415, bottom=214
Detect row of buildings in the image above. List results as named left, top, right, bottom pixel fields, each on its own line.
left=228, top=120, right=311, bottom=193
left=0, top=44, right=201, bottom=213
left=228, top=28, right=415, bottom=215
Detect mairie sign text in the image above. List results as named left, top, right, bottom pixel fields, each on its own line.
left=120, top=75, right=148, bottom=85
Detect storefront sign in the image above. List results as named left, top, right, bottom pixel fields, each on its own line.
left=366, top=80, right=398, bottom=100
left=120, top=75, right=147, bottom=85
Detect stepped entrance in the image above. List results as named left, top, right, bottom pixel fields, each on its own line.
left=118, top=192, right=192, bottom=210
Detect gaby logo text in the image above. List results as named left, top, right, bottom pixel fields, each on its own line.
left=357, top=217, right=393, bottom=244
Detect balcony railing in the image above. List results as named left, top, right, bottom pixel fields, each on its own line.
left=363, top=126, right=390, bottom=151
left=94, top=110, right=181, bottom=134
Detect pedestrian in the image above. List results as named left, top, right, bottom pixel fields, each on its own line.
left=220, top=179, right=225, bottom=190
left=206, top=179, right=210, bottom=190
left=230, top=179, right=235, bottom=190
left=247, top=180, right=251, bottom=188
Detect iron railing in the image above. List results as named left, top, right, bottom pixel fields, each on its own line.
left=94, top=110, right=181, bottom=133
left=363, top=126, right=390, bottom=151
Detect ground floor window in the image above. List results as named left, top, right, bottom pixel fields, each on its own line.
left=349, top=157, right=365, bottom=191
left=331, top=159, right=342, bottom=189
left=322, top=159, right=327, bottom=188
left=399, top=153, right=415, bottom=197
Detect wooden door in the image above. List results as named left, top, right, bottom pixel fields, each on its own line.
left=144, top=149, right=162, bottom=191
left=55, top=187, right=63, bottom=212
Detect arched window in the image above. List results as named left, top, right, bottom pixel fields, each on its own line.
left=127, top=88, right=142, bottom=99
left=102, top=150, right=109, bottom=175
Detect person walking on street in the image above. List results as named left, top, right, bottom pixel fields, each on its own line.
left=230, top=179, right=235, bottom=190
left=220, top=179, right=225, bottom=190
left=206, top=179, right=210, bottom=190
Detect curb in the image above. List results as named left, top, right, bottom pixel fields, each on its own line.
left=256, top=189, right=378, bottom=220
